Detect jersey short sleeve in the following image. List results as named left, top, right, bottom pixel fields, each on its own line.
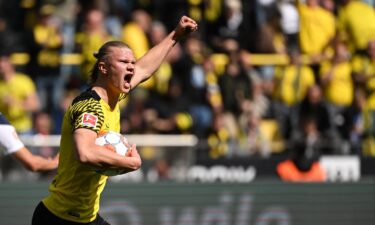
left=0, top=115, right=24, bottom=155
left=69, top=96, right=105, bottom=133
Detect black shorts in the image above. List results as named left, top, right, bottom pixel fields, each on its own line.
left=32, top=201, right=110, bottom=225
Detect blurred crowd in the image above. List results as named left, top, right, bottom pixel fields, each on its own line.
left=1, top=0, right=375, bottom=169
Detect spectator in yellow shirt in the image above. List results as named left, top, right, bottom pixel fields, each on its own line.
left=121, top=9, right=152, bottom=90
left=337, top=0, right=375, bottom=54
left=30, top=4, right=64, bottom=113
left=121, top=9, right=151, bottom=60
left=352, top=39, right=375, bottom=93
left=272, top=49, right=316, bottom=139
left=320, top=40, right=354, bottom=110
left=297, top=0, right=336, bottom=59
left=273, top=49, right=316, bottom=107
left=75, top=9, right=115, bottom=83
left=296, top=0, right=336, bottom=80
left=0, top=50, right=40, bottom=134
left=320, top=40, right=354, bottom=149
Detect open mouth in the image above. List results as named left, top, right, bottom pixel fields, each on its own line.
left=124, top=74, right=133, bottom=83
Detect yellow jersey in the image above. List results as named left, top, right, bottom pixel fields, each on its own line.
left=337, top=0, right=375, bottom=52
left=298, top=4, right=335, bottom=55
left=273, top=65, right=316, bottom=106
left=43, top=89, right=121, bottom=223
left=352, top=55, right=375, bottom=90
left=320, top=61, right=354, bottom=106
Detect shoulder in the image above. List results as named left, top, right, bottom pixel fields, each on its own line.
left=14, top=73, right=36, bottom=88
left=72, top=89, right=101, bottom=105
left=70, top=89, right=104, bottom=116
left=14, top=72, right=32, bottom=80
left=68, top=90, right=105, bottom=132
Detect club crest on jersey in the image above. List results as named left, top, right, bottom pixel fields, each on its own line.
left=82, top=113, right=98, bottom=127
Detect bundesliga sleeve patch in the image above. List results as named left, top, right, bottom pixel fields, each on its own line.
left=81, top=113, right=98, bottom=127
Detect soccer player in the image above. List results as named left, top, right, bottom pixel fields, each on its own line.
left=31, top=15, right=198, bottom=225
left=0, top=112, right=58, bottom=172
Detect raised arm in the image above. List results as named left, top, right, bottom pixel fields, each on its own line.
left=130, top=15, right=198, bottom=88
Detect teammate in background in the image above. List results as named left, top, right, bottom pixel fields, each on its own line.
left=32, top=15, right=198, bottom=225
left=0, top=113, right=59, bottom=172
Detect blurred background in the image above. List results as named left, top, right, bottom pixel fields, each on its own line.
left=0, top=0, right=374, bottom=224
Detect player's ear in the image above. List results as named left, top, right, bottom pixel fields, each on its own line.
left=98, top=61, right=107, bottom=74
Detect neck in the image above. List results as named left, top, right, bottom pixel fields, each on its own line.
left=92, top=84, right=119, bottom=109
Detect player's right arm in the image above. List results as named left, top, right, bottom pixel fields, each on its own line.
left=73, top=128, right=141, bottom=171
left=11, top=148, right=59, bottom=172
left=130, top=15, right=198, bottom=88
left=0, top=117, right=58, bottom=172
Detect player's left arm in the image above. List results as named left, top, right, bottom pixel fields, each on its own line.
left=130, top=15, right=198, bottom=88
left=73, top=128, right=141, bottom=170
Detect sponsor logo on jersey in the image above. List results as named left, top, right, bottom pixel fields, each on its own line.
left=82, top=113, right=98, bottom=127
